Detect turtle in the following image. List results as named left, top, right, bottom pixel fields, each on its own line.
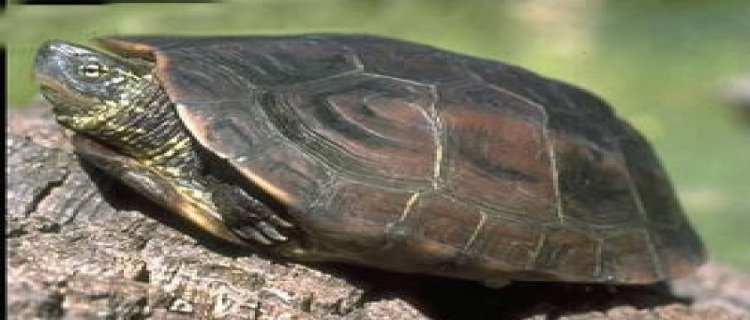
left=34, top=34, right=706, bottom=287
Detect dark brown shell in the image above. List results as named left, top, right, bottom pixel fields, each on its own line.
left=99, top=34, right=706, bottom=285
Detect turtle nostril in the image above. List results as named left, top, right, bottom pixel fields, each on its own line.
left=35, top=41, right=61, bottom=61
left=35, top=44, right=60, bottom=80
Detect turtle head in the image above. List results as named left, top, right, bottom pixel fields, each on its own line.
left=34, top=41, right=153, bottom=131
left=35, top=40, right=251, bottom=246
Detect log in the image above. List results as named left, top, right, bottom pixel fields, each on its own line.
left=7, top=103, right=750, bottom=319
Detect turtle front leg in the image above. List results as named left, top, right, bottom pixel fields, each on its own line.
left=70, top=135, right=246, bottom=245
left=72, top=134, right=293, bottom=247
left=208, top=178, right=294, bottom=246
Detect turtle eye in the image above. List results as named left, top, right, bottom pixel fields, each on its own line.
left=79, top=62, right=108, bottom=79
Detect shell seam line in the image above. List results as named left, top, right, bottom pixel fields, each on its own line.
left=399, top=192, right=421, bottom=224
left=357, top=74, right=444, bottom=189
left=642, top=229, right=666, bottom=280
left=425, top=85, right=445, bottom=190
left=547, top=128, right=563, bottom=224
left=616, top=140, right=649, bottom=221
left=593, top=238, right=604, bottom=280
left=383, top=192, right=421, bottom=241
left=529, top=231, right=547, bottom=270
left=463, top=210, right=487, bottom=252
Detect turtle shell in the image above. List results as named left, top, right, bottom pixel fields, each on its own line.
left=99, top=35, right=705, bottom=285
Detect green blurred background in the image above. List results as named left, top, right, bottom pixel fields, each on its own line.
left=3, top=0, right=749, bottom=271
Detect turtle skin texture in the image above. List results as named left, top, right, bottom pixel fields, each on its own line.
left=98, top=34, right=705, bottom=285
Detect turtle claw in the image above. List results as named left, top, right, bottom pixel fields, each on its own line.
left=257, top=221, right=288, bottom=242
left=268, top=214, right=294, bottom=228
left=236, top=227, right=273, bottom=246
left=209, top=179, right=293, bottom=246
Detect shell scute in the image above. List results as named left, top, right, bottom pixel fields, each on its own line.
left=406, top=194, right=483, bottom=260
left=651, top=226, right=707, bottom=278
left=600, top=231, right=660, bottom=283
left=534, top=228, right=600, bottom=281
left=305, top=182, right=413, bottom=253
left=553, top=135, right=644, bottom=226
left=618, top=124, right=686, bottom=228
left=232, top=143, right=333, bottom=208
left=264, top=76, right=438, bottom=186
left=470, top=217, right=543, bottom=271
left=112, top=36, right=365, bottom=103
left=339, top=35, right=471, bottom=84
left=177, top=100, right=274, bottom=160
left=462, top=57, right=620, bottom=148
left=441, top=83, right=558, bottom=222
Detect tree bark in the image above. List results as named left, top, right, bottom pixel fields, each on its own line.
left=7, top=103, right=750, bottom=320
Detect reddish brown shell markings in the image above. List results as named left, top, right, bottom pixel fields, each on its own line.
left=441, top=82, right=559, bottom=223
left=98, top=34, right=706, bottom=285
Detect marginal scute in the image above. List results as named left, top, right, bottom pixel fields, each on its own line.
left=470, top=217, right=542, bottom=271
left=176, top=100, right=274, bottom=160
left=534, top=228, right=599, bottom=280
left=233, top=144, right=332, bottom=209
left=110, top=36, right=365, bottom=103
left=307, top=182, right=413, bottom=253
left=600, top=231, right=659, bottom=283
left=97, top=37, right=158, bottom=59
left=651, top=226, right=707, bottom=279
left=408, top=195, right=482, bottom=258
left=177, top=100, right=307, bottom=206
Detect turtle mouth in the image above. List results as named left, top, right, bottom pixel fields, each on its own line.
left=35, top=73, right=62, bottom=95
left=36, top=67, right=76, bottom=108
left=38, top=82, right=64, bottom=107
left=37, top=80, right=71, bottom=113
left=38, top=80, right=99, bottom=118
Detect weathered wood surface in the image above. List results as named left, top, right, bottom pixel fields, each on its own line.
left=7, top=103, right=750, bottom=320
